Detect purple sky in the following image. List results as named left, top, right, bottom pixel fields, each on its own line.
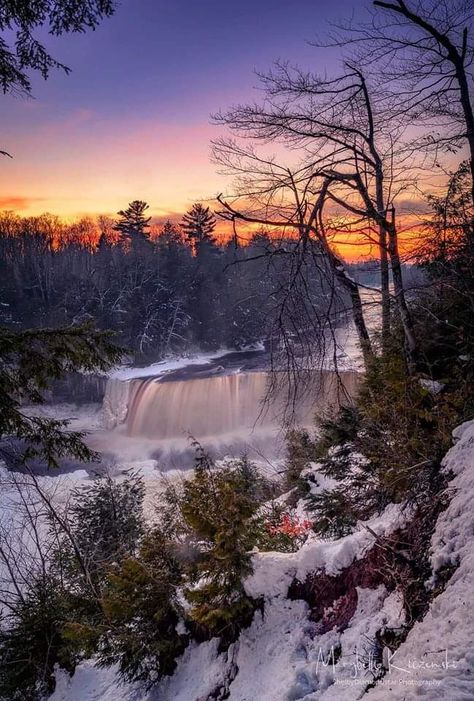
left=0, top=0, right=361, bottom=218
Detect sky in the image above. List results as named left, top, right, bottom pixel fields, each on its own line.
left=0, top=0, right=359, bottom=221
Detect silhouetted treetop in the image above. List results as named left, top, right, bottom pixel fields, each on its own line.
left=158, top=219, right=182, bottom=246
left=180, top=203, right=217, bottom=247
left=115, top=200, right=151, bottom=247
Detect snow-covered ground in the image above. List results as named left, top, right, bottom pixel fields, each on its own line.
left=109, top=349, right=238, bottom=381
left=364, top=419, right=474, bottom=700
left=46, top=419, right=474, bottom=701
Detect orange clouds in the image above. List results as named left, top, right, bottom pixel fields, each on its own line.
left=0, top=196, right=40, bottom=211
left=0, top=112, right=226, bottom=219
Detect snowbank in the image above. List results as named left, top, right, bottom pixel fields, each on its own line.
left=364, top=418, right=474, bottom=700
left=108, top=350, right=230, bottom=381
left=245, top=502, right=409, bottom=599
left=50, top=662, right=146, bottom=701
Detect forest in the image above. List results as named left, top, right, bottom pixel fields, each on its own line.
left=0, top=203, right=346, bottom=363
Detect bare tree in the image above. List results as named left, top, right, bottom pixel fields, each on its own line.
left=329, top=1, right=474, bottom=205
left=213, top=141, right=374, bottom=373
left=214, top=59, right=420, bottom=363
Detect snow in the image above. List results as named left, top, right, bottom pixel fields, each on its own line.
left=41, top=417, right=474, bottom=700
left=50, top=663, right=145, bottom=701
left=226, top=598, right=318, bottom=701
left=363, top=418, right=474, bottom=700
left=153, top=586, right=405, bottom=701
left=23, top=402, right=104, bottom=432
left=154, top=639, right=236, bottom=701
left=108, top=349, right=231, bottom=381
left=46, top=589, right=402, bottom=701
left=302, top=463, right=339, bottom=496
left=49, top=641, right=236, bottom=701
left=245, top=502, right=409, bottom=600
left=419, top=378, right=445, bottom=395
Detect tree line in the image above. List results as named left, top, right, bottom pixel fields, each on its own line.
left=0, top=201, right=346, bottom=363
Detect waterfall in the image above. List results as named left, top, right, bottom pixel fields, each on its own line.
left=101, top=378, right=137, bottom=429
left=118, top=370, right=359, bottom=441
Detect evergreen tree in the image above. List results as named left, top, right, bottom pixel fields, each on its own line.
left=158, top=219, right=182, bottom=247
left=115, top=200, right=151, bottom=248
left=64, top=472, right=145, bottom=590
left=0, top=473, right=145, bottom=700
left=0, top=0, right=116, bottom=98
left=0, top=577, right=77, bottom=701
left=97, top=530, right=185, bottom=685
left=179, top=450, right=261, bottom=640
left=0, top=325, right=122, bottom=467
left=180, top=203, right=217, bottom=250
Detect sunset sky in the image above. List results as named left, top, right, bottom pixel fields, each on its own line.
left=0, top=0, right=359, bottom=221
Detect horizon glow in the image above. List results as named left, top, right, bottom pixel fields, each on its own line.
left=0, top=0, right=358, bottom=220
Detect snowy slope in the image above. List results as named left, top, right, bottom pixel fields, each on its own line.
left=48, top=419, right=474, bottom=701
left=364, top=419, right=474, bottom=700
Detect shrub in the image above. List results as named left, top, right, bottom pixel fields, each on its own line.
left=66, top=471, right=145, bottom=583
left=250, top=501, right=313, bottom=553
left=302, top=350, right=460, bottom=537
left=178, top=450, right=264, bottom=641
left=0, top=577, right=77, bottom=701
left=96, top=529, right=185, bottom=686
left=284, top=428, right=318, bottom=491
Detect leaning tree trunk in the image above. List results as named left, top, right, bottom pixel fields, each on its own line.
left=329, top=253, right=374, bottom=369
left=373, top=160, right=391, bottom=351
left=347, top=277, right=374, bottom=369
left=386, top=212, right=418, bottom=368
left=378, top=227, right=391, bottom=351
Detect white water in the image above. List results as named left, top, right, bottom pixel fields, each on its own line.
left=109, top=370, right=358, bottom=442
left=87, top=369, right=359, bottom=468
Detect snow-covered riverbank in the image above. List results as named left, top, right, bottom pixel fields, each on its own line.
left=44, top=418, right=474, bottom=701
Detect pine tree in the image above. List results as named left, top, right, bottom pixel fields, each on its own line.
left=0, top=1, right=116, bottom=98
left=180, top=203, right=217, bottom=251
left=115, top=200, right=151, bottom=248
left=0, top=577, right=78, bottom=701
left=0, top=472, right=147, bottom=700
left=158, top=219, right=182, bottom=247
left=97, top=529, right=185, bottom=685
left=64, top=472, right=145, bottom=590
left=0, top=324, right=122, bottom=468
left=179, top=450, right=261, bottom=640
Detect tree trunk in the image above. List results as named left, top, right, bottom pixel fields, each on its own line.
left=454, top=55, right=474, bottom=208
left=348, top=279, right=374, bottom=369
left=379, top=229, right=391, bottom=349
left=330, top=256, right=374, bottom=369
left=374, top=162, right=391, bottom=350
left=386, top=212, right=418, bottom=368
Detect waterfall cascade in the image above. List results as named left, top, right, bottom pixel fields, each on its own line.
left=107, top=370, right=360, bottom=441
left=101, top=378, right=136, bottom=429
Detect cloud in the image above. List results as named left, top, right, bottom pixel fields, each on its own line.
left=0, top=196, right=45, bottom=211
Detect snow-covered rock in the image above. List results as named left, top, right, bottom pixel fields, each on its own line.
left=364, top=418, right=474, bottom=700
left=419, top=378, right=445, bottom=395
